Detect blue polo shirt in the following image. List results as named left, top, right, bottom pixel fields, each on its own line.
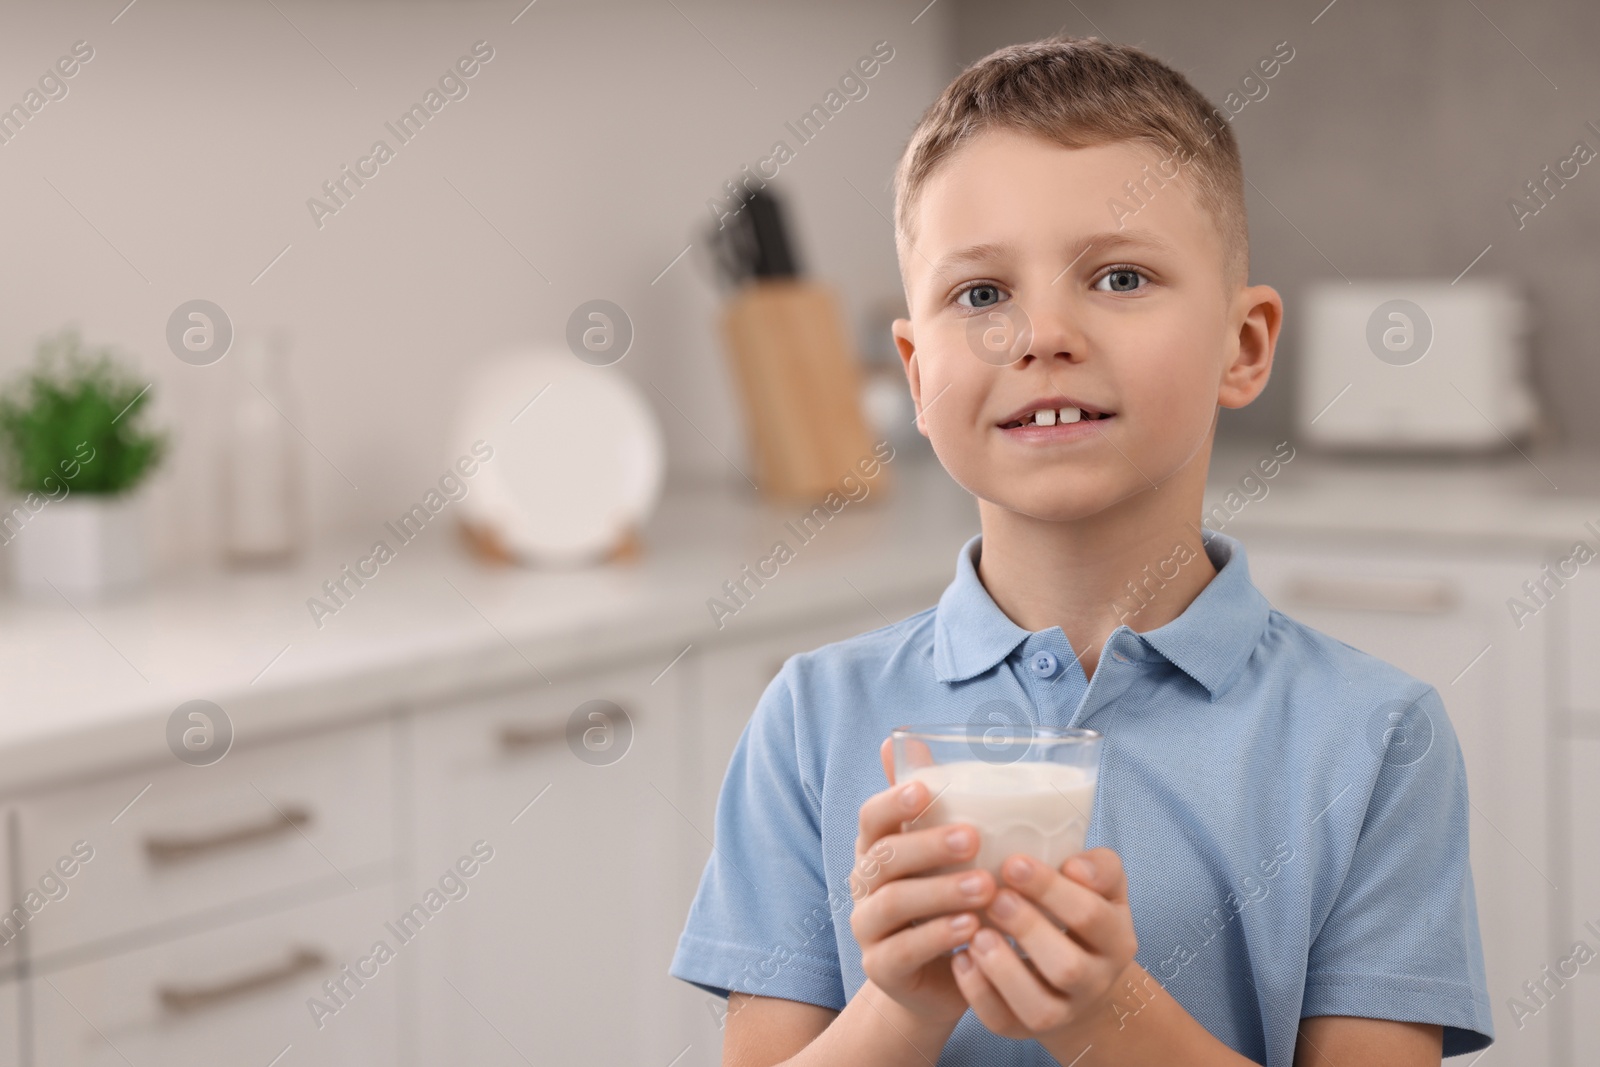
left=670, top=529, right=1494, bottom=1065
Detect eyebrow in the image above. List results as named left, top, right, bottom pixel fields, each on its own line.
left=927, top=228, right=1178, bottom=280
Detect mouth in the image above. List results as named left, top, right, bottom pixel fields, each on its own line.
left=996, top=397, right=1116, bottom=439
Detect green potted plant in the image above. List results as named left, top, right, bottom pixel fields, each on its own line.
left=0, top=327, right=168, bottom=597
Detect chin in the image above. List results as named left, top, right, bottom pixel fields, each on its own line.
left=967, top=467, right=1142, bottom=523
left=1003, top=497, right=1109, bottom=522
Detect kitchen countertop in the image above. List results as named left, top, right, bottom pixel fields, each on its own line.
left=2, top=440, right=1597, bottom=793
left=1207, top=440, right=1600, bottom=548
left=0, top=451, right=976, bottom=793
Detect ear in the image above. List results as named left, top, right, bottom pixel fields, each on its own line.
left=1218, top=283, right=1282, bottom=409
left=891, top=317, right=930, bottom=438
left=880, top=736, right=896, bottom=786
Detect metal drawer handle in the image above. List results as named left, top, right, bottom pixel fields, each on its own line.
left=499, top=705, right=634, bottom=752
left=1280, top=574, right=1458, bottom=614
left=498, top=721, right=567, bottom=751
left=157, top=945, right=327, bottom=1015
left=144, top=804, right=312, bottom=864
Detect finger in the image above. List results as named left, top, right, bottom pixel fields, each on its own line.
left=1065, top=847, right=1128, bottom=906
left=856, top=777, right=930, bottom=857
left=854, top=775, right=976, bottom=871
left=950, top=947, right=1022, bottom=1033
left=851, top=867, right=996, bottom=944
left=983, top=885, right=1103, bottom=997
left=863, top=911, right=979, bottom=987
left=998, top=853, right=1125, bottom=957
left=967, top=927, right=1073, bottom=1033
left=849, top=821, right=982, bottom=900
left=870, top=739, right=940, bottom=857
left=856, top=765, right=970, bottom=859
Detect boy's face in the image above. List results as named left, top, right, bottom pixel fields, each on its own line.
left=892, top=129, right=1280, bottom=523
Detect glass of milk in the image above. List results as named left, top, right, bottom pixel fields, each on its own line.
left=891, top=724, right=1102, bottom=941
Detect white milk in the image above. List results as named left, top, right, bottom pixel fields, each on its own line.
left=902, top=760, right=1097, bottom=887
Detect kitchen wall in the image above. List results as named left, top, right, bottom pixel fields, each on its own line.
left=3, top=0, right=1596, bottom=582
left=949, top=0, right=1600, bottom=445
left=0, top=0, right=957, bottom=578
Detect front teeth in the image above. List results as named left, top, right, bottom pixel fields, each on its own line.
left=1031, top=406, right=1081, bottom=425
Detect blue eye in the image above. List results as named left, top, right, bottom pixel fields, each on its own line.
left=1095, top=268, right=1147, bottom=293
left=956, top=283, right=1004, bottom=309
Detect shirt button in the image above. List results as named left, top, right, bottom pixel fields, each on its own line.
left=1029, top=651, right=1059, bottom=677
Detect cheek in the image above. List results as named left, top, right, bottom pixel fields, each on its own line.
left=1101, top=323, right=1218, bottom=461
left=913, top=339, right=998, bottom=478
left=1127, top=308, right=1223, bottom=402
left=915, top=328, right=986, bottom=429
left=920, top=370, right=977, bottom=446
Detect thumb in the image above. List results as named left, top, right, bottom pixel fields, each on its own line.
left=880, top=736, right=895, bottom=786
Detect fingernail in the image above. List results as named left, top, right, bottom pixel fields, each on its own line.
left=1005, top=856, right=1032, bottom=882
left=958, top=873, right=985, bottom=896
left=1068, top=855, right=1096, bottom=881
left=952, top=950, right=973, bottom=974
left=945, top=827, right=973, bottom=852
left=989, top=889, right=1017, bottom=919
left=973, top=928, right=1000, bottom=954
left=950, top=912, right=975, bottom=932
left=900, top=783, right=920, bottom=809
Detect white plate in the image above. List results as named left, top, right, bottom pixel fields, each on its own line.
left=449, top=350, right=664, bottom=565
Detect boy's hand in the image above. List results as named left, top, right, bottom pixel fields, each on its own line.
left=848, top=737, right=998, bottom=1026
left=949, top=846, right=1139, bottom=1042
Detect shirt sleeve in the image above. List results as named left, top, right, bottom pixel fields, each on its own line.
left=1302, top=684, right=1495, bottom=1056
left=668, top=657, right=849, bottom=1010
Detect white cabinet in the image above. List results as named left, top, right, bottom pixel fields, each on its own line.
left=30, top=885, right=398, bottom=1067
left=1, top=807, right=18, bottom=976
left=1, top=807, right=15, bottom=1067
left=409, top=661, right=688, bottom=1067
left=1563, top=737, right=1600, bottom=1067
left=0, top=987, right=15, bottom=1067
left=14, top=717, right=398, bottom=964
left=6, top=719, right=400, bottom=1067
left=1245, top=537, right=1553, bottom=1065
left=1568, top=577, right=1600, bottom=724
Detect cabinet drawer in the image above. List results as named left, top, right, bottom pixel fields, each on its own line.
left=14, top=718, right=395, bottom=961
left=31, top=884, right=398, bottom=1067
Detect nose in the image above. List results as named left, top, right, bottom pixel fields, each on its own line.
left=1012, top=292, right=1088, bottom=367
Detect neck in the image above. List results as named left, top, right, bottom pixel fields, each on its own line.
left=974, top=444, right=1218, bottom=681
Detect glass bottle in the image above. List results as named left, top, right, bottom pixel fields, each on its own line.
left=221, top=329, right=304, bottom=566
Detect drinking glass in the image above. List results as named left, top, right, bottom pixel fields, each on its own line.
left=889, top=723, right=1103, bottom=943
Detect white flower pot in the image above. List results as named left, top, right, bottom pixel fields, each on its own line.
left=4, top=491, right=145, bottom=599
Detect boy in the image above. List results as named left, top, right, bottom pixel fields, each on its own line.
left=670, top=35, right=1493, bottom=1066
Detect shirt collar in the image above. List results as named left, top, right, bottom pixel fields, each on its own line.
left=931, top=528, right=1272, bottom=701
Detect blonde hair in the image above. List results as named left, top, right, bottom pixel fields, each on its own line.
left=893, top=34, right=1249, bottom=293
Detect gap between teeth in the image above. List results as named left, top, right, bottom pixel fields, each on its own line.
left=1025, top=407, right=1084, bottom=426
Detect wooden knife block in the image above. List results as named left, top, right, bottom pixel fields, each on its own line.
left=720, top=279, right=884, bottom=501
